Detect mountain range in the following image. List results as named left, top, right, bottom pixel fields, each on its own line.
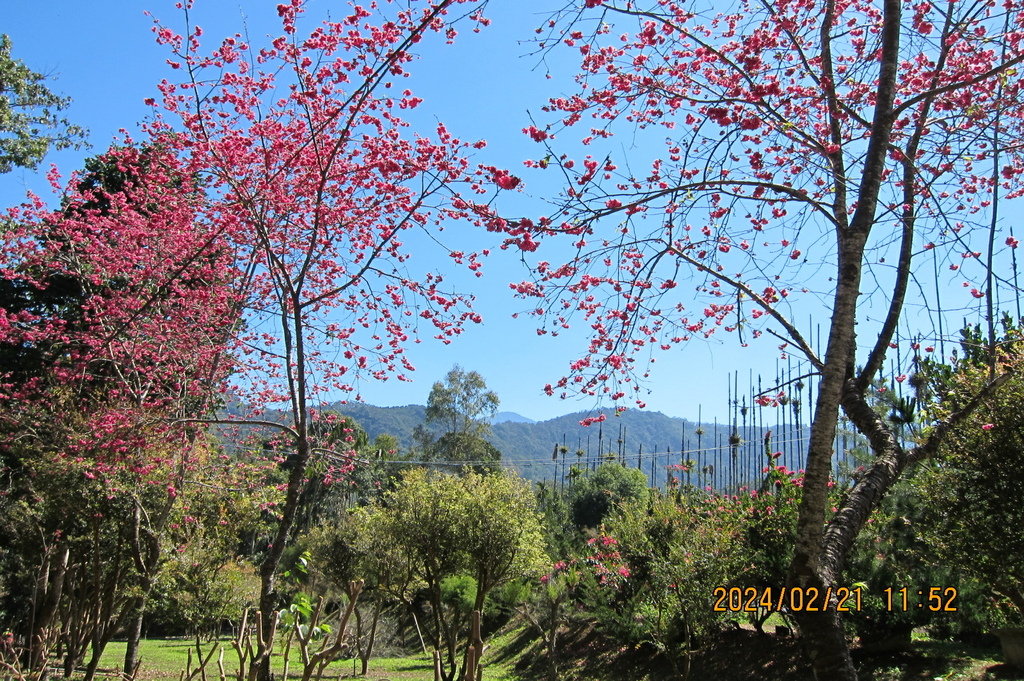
left=321, top=401, right=799, bottom=490
left=217, top=398, right=810, bottom=490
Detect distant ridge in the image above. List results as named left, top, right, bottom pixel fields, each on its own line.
left=217, top=400, right=812, bottom=490
left=318, top=402, right=798, bottom=489
left=492, top=411, right=536, bottom=424
left=320, top=402, right=426, bottom=446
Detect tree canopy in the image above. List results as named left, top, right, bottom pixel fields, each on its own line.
left=360, top=467, right=546, bottom=681
left=420, top=366, right=502, bottom=467
left=0, top=35, right=87, bottom=174
left=569, top=462, right=649, bottom=529
left=426, top=365, right=501, bottom=439
left=918, top=325, right=1024, bottom=618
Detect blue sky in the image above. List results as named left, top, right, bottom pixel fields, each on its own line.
left=1, top=1, right=861, bottom=423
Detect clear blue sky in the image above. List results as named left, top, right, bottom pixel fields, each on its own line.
left=1, top=1, right=848, bottom=423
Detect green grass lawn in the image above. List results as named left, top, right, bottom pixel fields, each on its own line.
left=93, top=638, right=517, bottom=681
left=70, top=628, right=1024, bottom=681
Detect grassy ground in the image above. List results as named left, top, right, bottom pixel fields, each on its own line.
left=93, top=638, right=515, bottom=681
left=80, top=627, right=1024, bottom=681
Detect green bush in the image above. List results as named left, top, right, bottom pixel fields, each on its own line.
left=915, top=364, right=1024, bottom=625
left=569, top=463, right=649, bottom=529
left=582, top=491, right=747, bottom=680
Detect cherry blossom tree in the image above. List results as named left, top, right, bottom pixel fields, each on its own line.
left=514, top=0, right=1024, bottom=677
left=1, top=143, right=237, bottom=415
left=144, top=1, right=502, bottom=677
left=0, top=144, right=240, bottom=678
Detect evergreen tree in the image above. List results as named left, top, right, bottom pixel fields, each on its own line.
left=0, top=35, right=87, bottom=173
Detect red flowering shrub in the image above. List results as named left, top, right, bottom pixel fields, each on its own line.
left=579, top=491, right=747, bottom=678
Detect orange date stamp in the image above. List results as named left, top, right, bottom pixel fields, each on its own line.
left=712, top=586, right=863, bottom=613
left=712, top=586, right=959, bottom=613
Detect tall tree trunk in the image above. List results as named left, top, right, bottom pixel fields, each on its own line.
left=81, top=648, right=102, bottom=681
left=123, top=493, right=168, bottom=678
left=121, top=597, right=146, bottom=679
left=787, top=0, right=903, bottom=676
left=255, top=437, right=310, bottom=681
left=787, top=229, right=867, bottom=679
left=31, top=542, right=69, bottom=676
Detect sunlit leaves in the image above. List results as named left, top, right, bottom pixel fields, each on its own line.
left=0, top=35, right=88, bottom=174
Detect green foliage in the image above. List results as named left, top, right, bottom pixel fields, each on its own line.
left=0, top=441, right=193, bottom=677
left=416, top=366, right=502, bottom=470
left=319, top=412, right=369, bottom=451
left=588, top=491, right=748, bottom=678
left=305, top=504, right=415, bottom=608
left=279, top=591, right=331, bottom=642
left=288, top=413, right=408, bottom=534
left=146, top=452, right=278, bottom=638
left=425, top=365, right=500, bottom=439
left=487, top=578, right=534, bottom=619
left=303, top=509, right=413, bottom=677
left=917, top=313, right=1024, bottom=412
left=337, top=431, right=404, bottom=506
left=734, top=463, right=802, bottom=631
left=346, top=504, right=416, bottom=600
left=838, top=468, right=1019, bottom=644
left=916, top=367, right=1024, bottom=621
left=440, top=575, right=478, bottom=615
left=830, top=320, right=1024, bottom=642
left=569, top=462, right=649, bottom=529
left=0, top=35, right=88, bottom=173
left=303, top=517, right=362, bottom=591
left=843, top=476, right=947, bottom=647
left=519, top=563, right=581, bottom=681
left=320, top=402, right=426, bottom=450
left=429, top=430, right=502, bottom=471
left=151, top=556, right=259, bottom=639
left=359, top=467, right=546, bottom=680
left=534, top=480, right=578, bottom=559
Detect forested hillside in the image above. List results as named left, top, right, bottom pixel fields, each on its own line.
left=323, top=401, right=799, bottom=489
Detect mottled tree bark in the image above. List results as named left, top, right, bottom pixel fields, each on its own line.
left=786, top=0, right=902, bottom=677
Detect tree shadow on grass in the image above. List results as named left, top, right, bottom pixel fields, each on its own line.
left=510, top=624, right=811, bottom=681
left=851, top=639, right=1024, bottom=681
